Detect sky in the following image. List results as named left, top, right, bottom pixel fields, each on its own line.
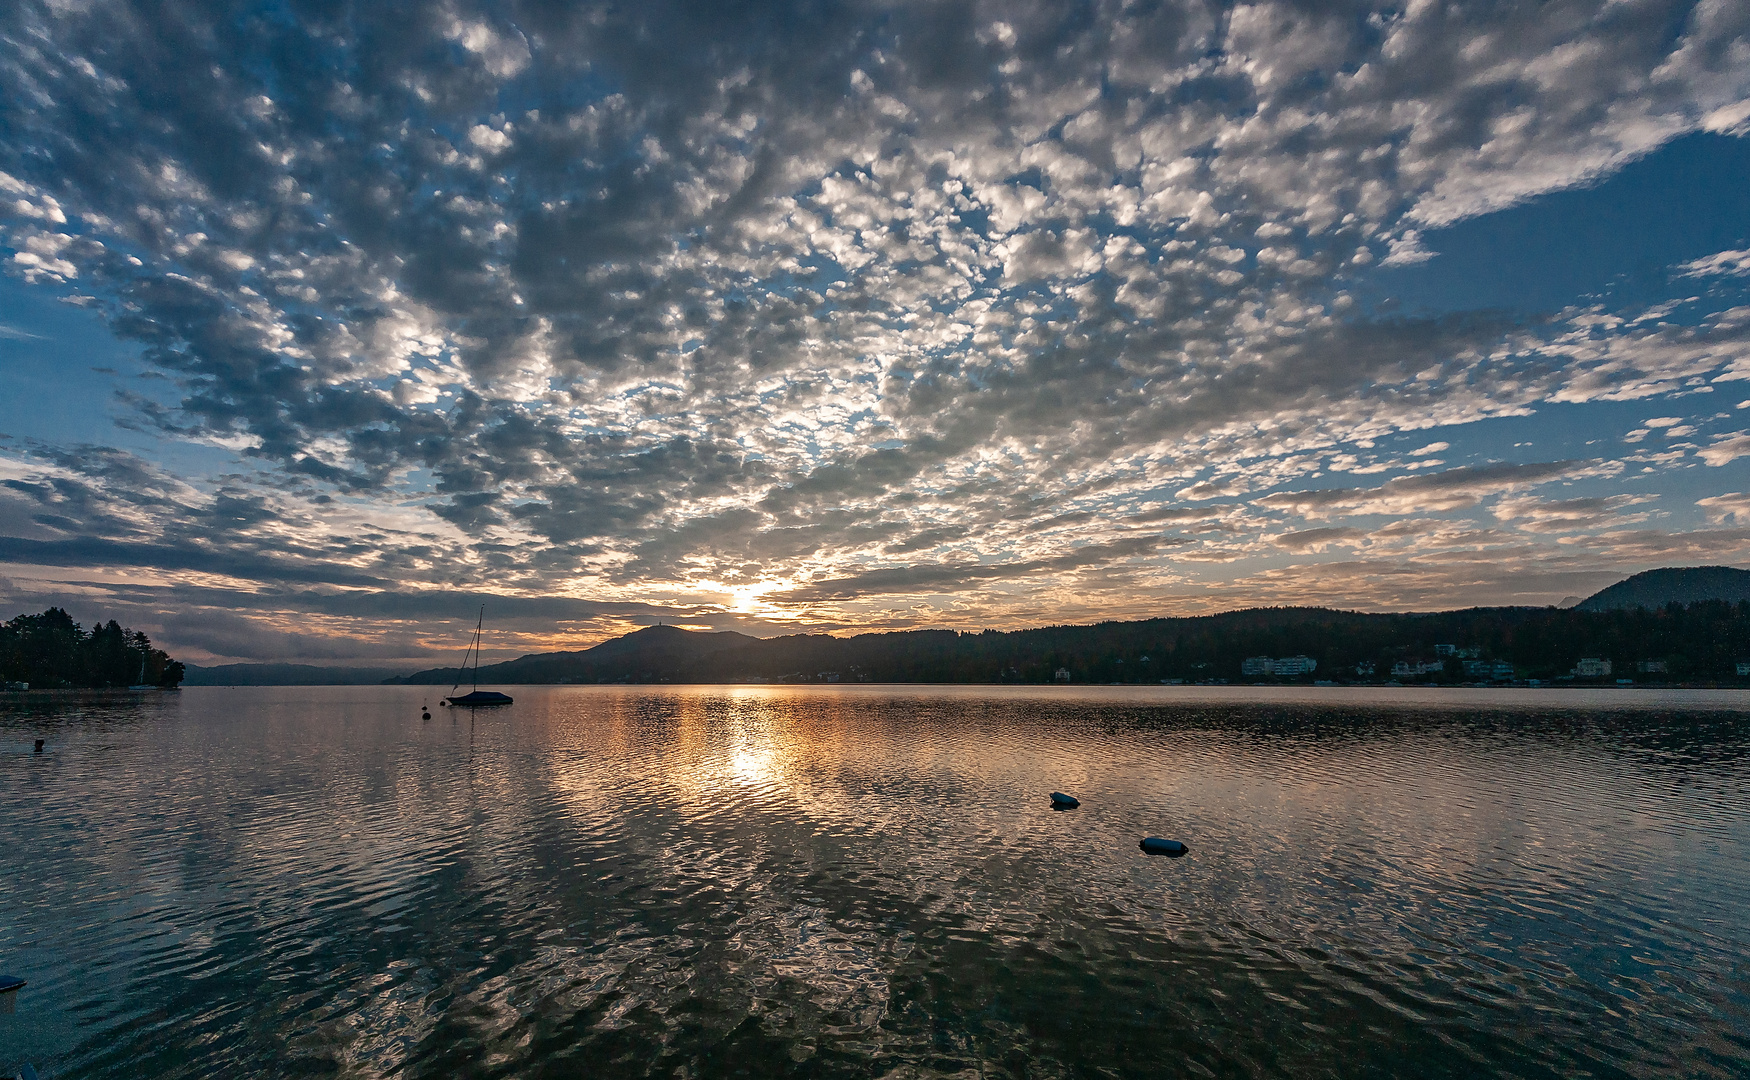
left=2, top=0, right=1750, bottom=667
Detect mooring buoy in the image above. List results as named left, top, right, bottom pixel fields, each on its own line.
left=1139, top=837, right=1188, bottom=857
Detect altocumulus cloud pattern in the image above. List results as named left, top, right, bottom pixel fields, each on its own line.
left=1, top=0, right=1749, bottom=663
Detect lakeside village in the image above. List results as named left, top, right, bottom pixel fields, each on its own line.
left=646, top=647, right=1733, bottom=687
left=1214, top=645, right=1709, bottom=688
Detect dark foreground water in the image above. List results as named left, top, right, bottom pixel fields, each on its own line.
left=2, top=685, right=1748, bottom=1078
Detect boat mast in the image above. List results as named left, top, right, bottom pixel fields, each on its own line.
left=448, top=606, right=482, bottom=698
left=472, top=606, right=484, bottom=691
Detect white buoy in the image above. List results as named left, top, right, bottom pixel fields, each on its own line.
left=1139, top=837, right=1188, bottom=857
left=1049, top=791, right=1080, bottom=809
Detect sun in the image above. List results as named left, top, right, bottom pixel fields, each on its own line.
left=726, top=581, right=780, bottom=613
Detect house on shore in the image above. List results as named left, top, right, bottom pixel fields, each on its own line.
left=1241, top=655, right=1318, bottom=677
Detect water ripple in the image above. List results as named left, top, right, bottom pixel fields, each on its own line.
left=1, top=685, right=1747, bottom=1077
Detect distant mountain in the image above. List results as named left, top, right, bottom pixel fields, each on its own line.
left=390, top=624, right=760, bottom=685
left=1575, top=566, right=1750, bottom=612
left=387, top=603, right=1750, bottom=685
left=183, top=663, right=414, bottom=686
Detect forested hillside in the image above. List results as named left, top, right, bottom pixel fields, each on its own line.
left=1575, top=566, right=1750, bottom=611
left=393, top=602, right=1750, bottom=686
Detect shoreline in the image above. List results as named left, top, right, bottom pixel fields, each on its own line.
left=15, top=681, right=1750, bottom=695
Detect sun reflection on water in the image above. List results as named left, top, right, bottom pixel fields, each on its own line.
left=12, top=685, right=1745, bottom=1077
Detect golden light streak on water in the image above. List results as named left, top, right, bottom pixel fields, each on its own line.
left=2, top=684, right=1748, bottom=1077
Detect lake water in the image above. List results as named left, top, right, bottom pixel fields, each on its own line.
left=2, top=685, right=1748, bottom=1078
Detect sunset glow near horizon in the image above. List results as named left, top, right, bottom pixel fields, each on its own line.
left=3, top=0, right=1750, bottom=665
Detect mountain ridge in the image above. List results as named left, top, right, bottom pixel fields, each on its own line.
left=395, top=623, right=765, bottom=686
left=1574, top=565, right=1750, bottom=611
left=184, top=662, right=415, bottom=686
left=171, top=569, right=1750, bottom=686
left=388, top=588, right=1750, bottom=686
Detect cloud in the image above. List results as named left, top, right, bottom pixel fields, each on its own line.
left=1380, top=231, right=1437, bottom=267
left=1698, top=492, right=1750, bottom=524
left=0, top=1, right=1748, bottom=655
left=1491, top=494, right=1655, bottom=533
left=1698, top=433, right=1750, bottom=466
left=1676, top=249, right=1750, bottom=278
left=0, top=535, right=395, bottom=587
left=1254, top=461, right=1617, bottom=519
left=1274, top=527, right=1364, bottom=553
left=772, top=536, right=1181, bottom=603
left=1705, top=100, right=1750, bottom=137
left=154, top=608, right=431, bottom=663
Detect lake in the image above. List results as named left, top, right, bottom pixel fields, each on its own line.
left=2, top=685, right=1747, bottom=1077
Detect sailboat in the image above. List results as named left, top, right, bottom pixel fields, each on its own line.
left=442, top=606, right=514, bottom=707
left=127, top=650, right=158, bottom=691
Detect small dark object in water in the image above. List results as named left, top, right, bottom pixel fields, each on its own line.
left=1139, top=837, right=1188, bottom=857
left=422, top=710, right=431, bottom=720
left=0, top=974, right=24, bottom=1015
left=33, top=739, right=43, bottom=753
left=1049, top=791, right=1080, bottom=810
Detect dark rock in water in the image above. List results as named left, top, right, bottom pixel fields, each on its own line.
left=1139, top=837, right=1187, bottom=857
left=1049, top=791, right=1080, bottom=810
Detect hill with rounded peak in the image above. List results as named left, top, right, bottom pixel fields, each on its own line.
left=1575, top=566, right=1750, bottom=611
left=393, top=623, right=764, bottom=685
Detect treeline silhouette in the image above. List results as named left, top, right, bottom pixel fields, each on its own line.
left=396, top=601, right=1750, bottom=686
left=0, top=607, right=185, bottom=688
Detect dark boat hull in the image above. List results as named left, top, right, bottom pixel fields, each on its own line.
left=444, top=691, right=514, bottom=706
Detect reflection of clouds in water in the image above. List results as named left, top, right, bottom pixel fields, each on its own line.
left=536, top=686, right=1690, bottom=957
left=513, top=934, right=682, bottom=1032
left=491, top=684, right=1750, bottom=978
left=286, top=958, right=441, bottom=1078
left=529, top=690, right=906, bottom=1051
left=15, top=686, right=1741, bottom=1074
left=732, top=902, right=894, bottom=1041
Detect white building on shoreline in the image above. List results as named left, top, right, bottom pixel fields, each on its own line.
left=1241, top=655, right=1318, bottom=677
